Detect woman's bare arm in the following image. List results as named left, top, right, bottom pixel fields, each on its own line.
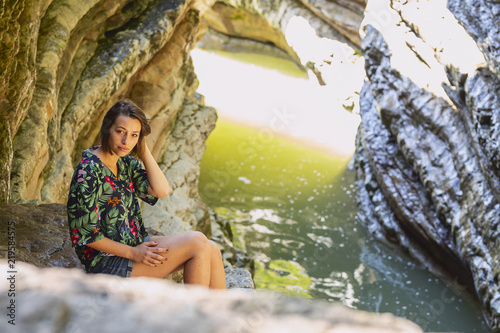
left=139, top=142, right=170, bottom=198
left=86, top=237, right=168, bottom=267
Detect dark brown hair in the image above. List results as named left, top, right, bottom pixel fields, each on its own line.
left=100, top=99, right=151, bottom=158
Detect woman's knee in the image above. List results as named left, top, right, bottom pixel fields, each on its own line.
left=185, top=231, right=211, bottom=252
left=209, top=240, right=223, bottom=260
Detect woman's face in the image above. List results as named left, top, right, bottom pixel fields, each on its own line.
left=108, top=115, right=142, bottom=156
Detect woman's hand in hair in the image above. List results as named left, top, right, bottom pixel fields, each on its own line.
left=136, top=137, right=148, bottom=161
left=140, top=141, right=170, bottom=198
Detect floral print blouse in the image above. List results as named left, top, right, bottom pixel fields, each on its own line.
left=67, top=147, right=158, bottom=272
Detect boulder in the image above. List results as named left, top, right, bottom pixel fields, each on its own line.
left=0, top=261, right=423, bottom=333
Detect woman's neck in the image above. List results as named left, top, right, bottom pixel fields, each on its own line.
left=93, top=147, right=119, bottom=168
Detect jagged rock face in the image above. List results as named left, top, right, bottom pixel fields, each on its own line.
left=0, top=261, right=423, bottom=333
left=355, top=1, right=500, bottom=330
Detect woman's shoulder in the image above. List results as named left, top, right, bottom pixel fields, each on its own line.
left=75, top=148, right=102, bottom=174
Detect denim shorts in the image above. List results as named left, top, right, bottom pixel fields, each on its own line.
left=89, top=236, right=150, bottom=278
left=90, top=255, right=134, bottom=277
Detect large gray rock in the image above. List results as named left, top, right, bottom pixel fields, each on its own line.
left=0, top=0, right=227, bottom=246
left=0, top=261, right=423, bottom=333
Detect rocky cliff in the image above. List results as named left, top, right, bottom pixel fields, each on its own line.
left=1, top=0, right=221, bottom=237
left=354, top=0, right=500, bottom=330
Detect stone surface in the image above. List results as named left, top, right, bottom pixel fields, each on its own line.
left=0, top=203, right=81, bottom=269
left=197, top=27, right=296, bottom=61
left=0, top=261, right=423, bottom=333
left=142, top=97, right=217, bottom=235
left=296, top=0, right=366, bottom=46
left=0, top=0, right=52, bottom=204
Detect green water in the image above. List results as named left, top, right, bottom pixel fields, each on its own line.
left=199, top=119, right=489, bottom=332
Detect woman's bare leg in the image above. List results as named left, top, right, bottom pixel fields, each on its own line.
left=130, top=231, right=226, bottom=289
left=208, top=240, right=227, bottom=290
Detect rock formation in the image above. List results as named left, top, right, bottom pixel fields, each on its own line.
left=0, top=261, right=423, bottom=333
left=354, top=0, right=500, bottom=330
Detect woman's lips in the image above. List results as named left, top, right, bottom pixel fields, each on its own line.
left=119, top=146, right=129, bottom=152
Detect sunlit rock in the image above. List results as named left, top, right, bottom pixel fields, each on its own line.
left=0, top=261, right=423, bottom=333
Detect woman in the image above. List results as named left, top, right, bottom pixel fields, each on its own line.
left=67, top=99, right=226, bottom=289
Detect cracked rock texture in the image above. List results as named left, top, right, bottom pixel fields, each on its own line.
left=355, top=1, right=500, bottom=330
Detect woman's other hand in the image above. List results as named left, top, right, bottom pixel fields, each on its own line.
left=131, top=241, right=168, bottom=267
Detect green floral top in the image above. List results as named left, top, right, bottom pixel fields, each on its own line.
left=67, top=146, right=158, bottom=272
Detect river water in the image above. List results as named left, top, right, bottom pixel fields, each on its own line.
left=193, top=49, right=489, bottom=332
